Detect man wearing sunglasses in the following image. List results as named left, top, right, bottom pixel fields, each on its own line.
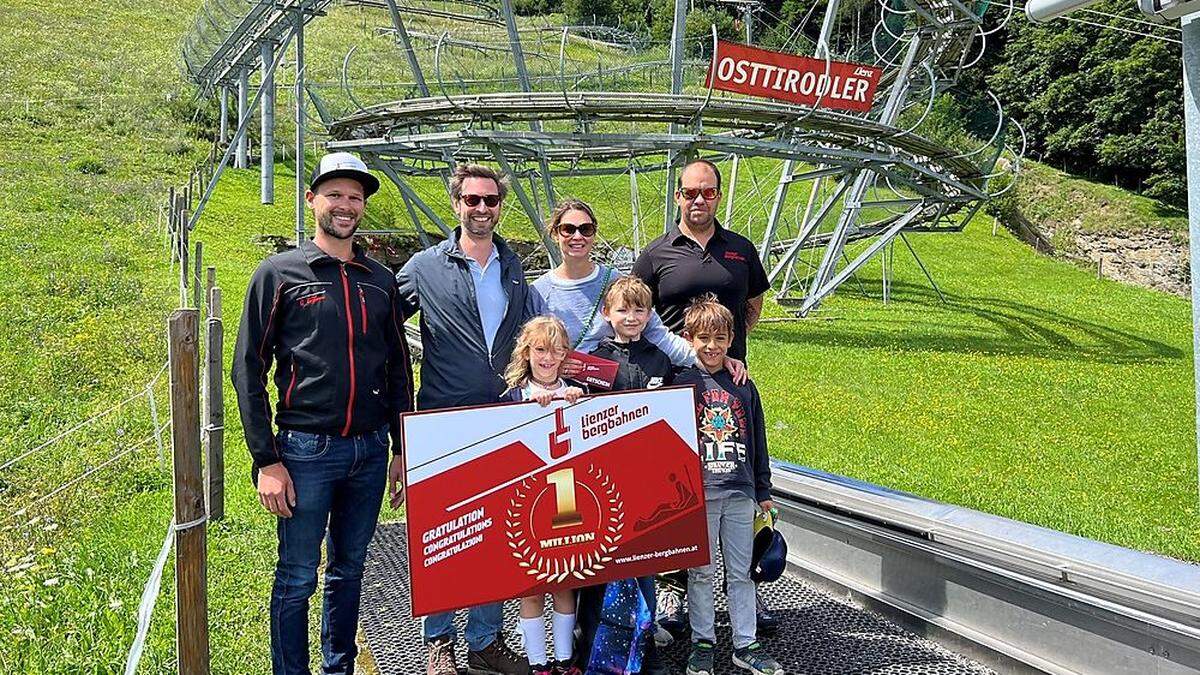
left=632, top=158, right=779, bottom=641
left=396, top=164, right=532, bottom=675
left=632, top=159, right=769, bottom=363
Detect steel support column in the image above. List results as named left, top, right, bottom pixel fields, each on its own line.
left=375, top=161, right=454, bottom=238
left=725, top=154, right=740, bottom=226
left=1183, top=14, right=1200, bottom=499
left=500, top=0, right=556, bottom=210
left=219, top=86, right=229, bottom=145
left=236, top=69, right=249, bottom=169
left=803, top=34, right=924, bottom=313
left=630, top=165, right=643, bottom=253
left=186, top=27, right=297, bottom=231
left=295, top=7, right=306, bottom=245
left=663, top=0, right=688, bottom=233
left=489, top=145, right=561, bottom=265
left=260, top=41, right=275, bottom=205
left=760, top=158, right=795, bottom=260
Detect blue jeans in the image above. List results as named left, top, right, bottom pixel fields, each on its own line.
left=422, top=603, right=503, bottom=651
left=270, top=426, right=389, bottom=675
left=688, top=493, right=756, bottom=649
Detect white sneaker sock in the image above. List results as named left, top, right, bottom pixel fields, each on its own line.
left=552, top=611, right=576, bottom=662
left=520, top=616, right=548, bottom=666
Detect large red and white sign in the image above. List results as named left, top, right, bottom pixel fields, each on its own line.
left=705, top=40, right=881, bottom=113
left=401, top=387, right=710, bottom=617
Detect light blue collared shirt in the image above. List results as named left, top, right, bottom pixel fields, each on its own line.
left=466, top=245, right=508, bottom=355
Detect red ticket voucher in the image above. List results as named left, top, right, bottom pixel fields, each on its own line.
left=569, top=350, right=620, bottom=390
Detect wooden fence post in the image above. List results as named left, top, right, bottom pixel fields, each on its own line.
left=180, top=209, right=190, bottom=305
left=168, top=188, right=178, bottom=263
left=205, top=287, right=225, bottom=521
left=168, top=310, right=210, bottom=674
left=193, top=241, right=203, bottom=312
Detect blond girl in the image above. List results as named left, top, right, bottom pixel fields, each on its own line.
left=503, top=316, right=585, bottom=674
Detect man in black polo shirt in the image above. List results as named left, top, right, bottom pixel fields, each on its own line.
left=633, top=158, right=781, bottom=637
left=632, top=159, right=768, bottom=362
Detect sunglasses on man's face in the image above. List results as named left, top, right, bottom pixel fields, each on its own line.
left=460, top=193, right=501, bottom=207
left=678, top=186, right=719, bottom=202
left=557, top=222, right=597, bottom=237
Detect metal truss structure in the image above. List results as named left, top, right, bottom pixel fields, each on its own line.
left=182, top=0, right=1023, bottom=313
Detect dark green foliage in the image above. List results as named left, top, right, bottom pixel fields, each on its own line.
left=511, top=0, right=561, bottom=15
left=684, top=5, right=740, bottom=57
left=986, top=1, right=1184, bottom=206
left=567, top=0, right=650, bottom=31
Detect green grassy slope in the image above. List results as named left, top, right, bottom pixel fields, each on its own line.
left=0, top=0, right=1197, bottom=672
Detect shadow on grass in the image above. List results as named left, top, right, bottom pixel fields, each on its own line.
left=767, top=279, right=1183, bottom=365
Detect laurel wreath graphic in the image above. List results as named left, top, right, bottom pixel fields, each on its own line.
left=506, top=463, right=625, bottom=582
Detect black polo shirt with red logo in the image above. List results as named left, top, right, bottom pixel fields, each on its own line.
left=632, top=222, right=769, bottom=361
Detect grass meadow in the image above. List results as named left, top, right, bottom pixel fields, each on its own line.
left=0, top=0, right=1196, bottom=672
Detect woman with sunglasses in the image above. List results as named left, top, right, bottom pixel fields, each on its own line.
left=528, top=198, right=747, bottom=380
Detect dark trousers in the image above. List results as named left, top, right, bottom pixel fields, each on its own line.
left=269, top=427, right=389, bottom=675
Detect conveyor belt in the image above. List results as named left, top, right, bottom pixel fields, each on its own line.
left=359, top=522, right=994, bottom=674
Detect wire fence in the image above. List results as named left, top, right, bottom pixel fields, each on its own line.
left=3, top=152, right=227, bottom=670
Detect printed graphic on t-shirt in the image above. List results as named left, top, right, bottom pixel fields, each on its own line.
left=697, top=387, right=749, bottom=475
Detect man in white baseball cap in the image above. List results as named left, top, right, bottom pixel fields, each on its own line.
left=309, top=151, right=381, bottom=198
left=234, top=150, right=413, bottom=675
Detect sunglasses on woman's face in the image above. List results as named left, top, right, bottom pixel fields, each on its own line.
left=557, top=222, right=597, bottom=237
left=678, top=186, right=719, bottom=202
left=460, top=193, right=501, bottom=207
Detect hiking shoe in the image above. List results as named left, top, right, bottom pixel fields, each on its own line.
left=551, top=660, right=581, bottom=675
left=756, top=590, right=780, bottom=637
left=733, top=642, right=784, bottom=675
left=652, top=621, right=674, bottom=647
left=426, top=635, right=457, bottom=675
left=467, top=636, right=529, bottom=675
left=686, top=639, right=715, bottom=675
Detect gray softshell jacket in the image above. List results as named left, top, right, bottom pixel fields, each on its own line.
left=396, top=229, right=535, bottom=410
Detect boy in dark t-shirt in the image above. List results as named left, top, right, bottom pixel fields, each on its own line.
left=673, top=294, right=781, bottom=675
left=575, top=276, right=673, bottom=675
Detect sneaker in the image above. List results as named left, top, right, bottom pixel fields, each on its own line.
left=467, top=635, right=530, bottom=675
left=652, top=621, right=674, bottom=647
left=732, top=641, right=784, bottom=675
left=756, top=590, right=780, bottom=637
left=426, top=635, right=457, bottom=675
left=686, top=639, right=715, bottom=675
left=551, top=660, right=581, bottom=675
left=530, top=663, right=553, bottom=675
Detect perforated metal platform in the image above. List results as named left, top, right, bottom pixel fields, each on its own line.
left=360, top=523, right=994, bottom=674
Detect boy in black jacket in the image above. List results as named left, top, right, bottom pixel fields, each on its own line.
left=674, top=294, right=781, bottom=675
left=590, top=276, right=674, bottom=392
left=576, top=276, right=673, bottom=674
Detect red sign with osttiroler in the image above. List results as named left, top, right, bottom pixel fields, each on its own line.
left=705, top=40, right=881, bottom=113
left=401, top=387, right=710, bottom=617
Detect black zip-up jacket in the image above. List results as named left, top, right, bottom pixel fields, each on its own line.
left=231, top=240, right=415, bottom=469
left=589, top=336, right=674, bottom=391
left=397, top=230, right=533, bottom=410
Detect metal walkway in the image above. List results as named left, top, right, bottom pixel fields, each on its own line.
left=360, top=522, right=993, bottom=674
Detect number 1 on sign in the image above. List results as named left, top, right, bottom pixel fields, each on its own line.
left=547, top=468, right=584, bottom=529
